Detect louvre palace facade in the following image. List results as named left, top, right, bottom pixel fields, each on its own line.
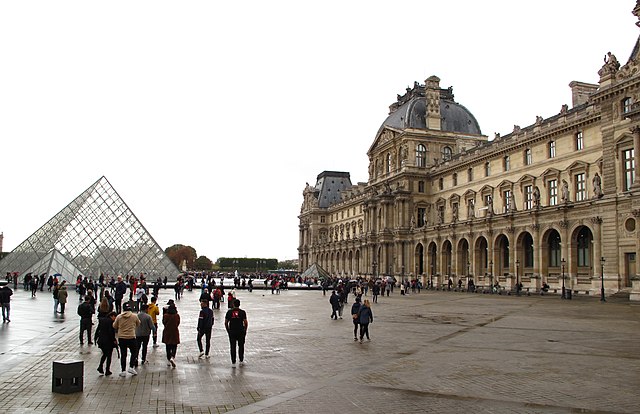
left=298, top=4, right=640, bottom=300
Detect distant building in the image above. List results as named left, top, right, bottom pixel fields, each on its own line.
left=299, top=4, right=640, bottom=299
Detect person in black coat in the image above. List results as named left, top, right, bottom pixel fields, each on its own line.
left=95, top=311, right=117, bottom=376
left=77, top=295, right=94, bottom=345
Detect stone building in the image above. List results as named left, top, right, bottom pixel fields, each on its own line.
left=299, top=4, right=640, bottom=299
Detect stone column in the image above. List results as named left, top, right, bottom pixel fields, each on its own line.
left=532, top=224, right=542, bottom=290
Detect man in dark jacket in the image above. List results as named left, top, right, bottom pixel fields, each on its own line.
left=78, top=295, right=94, bottom=344
left=95, top=311, right=117, bottom=375
left=0, top=282, right=13, bottom=322
left=329, top=290, right=340, bottom=320
left=197, top=300, right=214, bottom=359
left=114, top=275, right=127, bottom=314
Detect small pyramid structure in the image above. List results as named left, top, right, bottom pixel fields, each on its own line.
left=300, top=263, right=331, bottom=281
left=0, top=176, right=180, bottom=281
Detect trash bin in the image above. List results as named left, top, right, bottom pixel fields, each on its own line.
left=52, top=360, right=83, bottom=394
left=566, top=289, right=572, bottom=300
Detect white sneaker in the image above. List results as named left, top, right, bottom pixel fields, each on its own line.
left=127, top=367, right=137, bottom=375
left=205, top=355, right=210, bottom=359
left=198, top=351, right=204, bottom=358
left=119, top=371, right=127, bottom=377
left=153, top=344, right=159, bottom=348
left=231, top=362, right=236, bottom=367
left=170, top=358, right=176, bottom=368
left=239, top=361, right=245, bottom=366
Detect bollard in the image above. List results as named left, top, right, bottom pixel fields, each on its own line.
left=52, top=360, right=83, bottom=394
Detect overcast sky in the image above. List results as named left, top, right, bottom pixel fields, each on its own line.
left=1, top=1, right=638, bottom=262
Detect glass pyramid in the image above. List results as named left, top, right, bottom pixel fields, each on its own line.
left=0, top=176, right=180, bottom=283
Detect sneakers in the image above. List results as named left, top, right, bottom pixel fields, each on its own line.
left=198, top=351, right=205, bottom=358
left=205, top=355, right=210, bottom=359
left=169, top=358, right=176, bottom=368
left=97, top=367, right=104, bottom=375
left=119, top=371, right=127, bottom=377
left=167, top=361, right=172, bottom=367
left=127, top=367, right=137, bottom=375
left=239, top=361, right=245, bottom=366
left=231, top=362, right=236, bottom=367
left=153, top=343, right=159, bottom=348
left=105, top=371, right=112, bottom=376
left=359, top=339, right=363, bottom=344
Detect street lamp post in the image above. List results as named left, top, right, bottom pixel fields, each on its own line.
left=561, top=258, right=566, bottom=299
left=430, top=262, right=434, bottom=290
left=600, top=257, right=606, bottom=302
left=489, top=260, right=494, bottom=293
left=515, top=259, right=520, bottom=296
left=466, top=260, right=471, bottom=292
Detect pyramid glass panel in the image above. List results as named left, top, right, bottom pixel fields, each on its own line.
left=0, top=176, right=180, bottom=282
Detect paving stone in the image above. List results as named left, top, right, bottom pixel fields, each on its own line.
left=0, top=288, right=639, bottom=413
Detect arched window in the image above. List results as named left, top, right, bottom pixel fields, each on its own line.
left=577, top=227, right=591, bottom=267
left=548, top=230, right=561, bottom=267
left=443, top=146, right=452, bottom=161
left=416, top=144, right=427, bottom=167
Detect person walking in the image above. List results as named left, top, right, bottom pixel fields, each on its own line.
left=77, top=295, right=94, bottom=345
left=135, top=304, right=154, bottom=366
left=52, top=282, right=60, bottom=312
left=114, top=275, right=127, bottom=314
left=58, top=281, right=69, bottom=314
left=95, top=311, right=117, bottom=376
left=225, top=299, right=248, bottom=367
left=148, top=296, right=160, bottom=348
left=162, top=299, right=180, bottom=368
left=350, top=297, right=362, bottom=341
left=329, top=290, right=340, bottom=320
left=112, top=302, right=140, bottom=377
left=358, top=299, right=374, bottom=343
left=197, top=300, right=214, bottom=359
left=0, top=282, right=13, bottom=323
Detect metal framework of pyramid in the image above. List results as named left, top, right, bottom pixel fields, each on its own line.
left=0, top=176, right=180, bottom=283
left=300, top=263, right=331, bottom=281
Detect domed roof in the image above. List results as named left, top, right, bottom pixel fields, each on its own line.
left=381, top=82, right=481, bottom=135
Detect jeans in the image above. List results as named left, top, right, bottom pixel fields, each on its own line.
left=1, top=303, right=9, bottom=321
left=79, top=319, right=92, bottom=343
left=136, top=335, right=150, bottom=364
left=228, top=332, right=246, bottom=363
left=197, top=328, right=212, bottom=355
left=166, top=344, right=178, bottom=361
left=359, top=323, right=370, bottom=340
left=99, top=346, right=114, bottom=372
left=118, top=338, right=138, bottom=372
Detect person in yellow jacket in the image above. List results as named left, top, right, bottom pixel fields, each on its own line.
left=147, top=296, right=160, bottom=347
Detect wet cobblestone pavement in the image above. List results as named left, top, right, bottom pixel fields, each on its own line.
left=0, top=287, right=638, bottom=413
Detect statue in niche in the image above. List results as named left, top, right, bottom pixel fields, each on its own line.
left=468, top=199, right=475, bottom=218
left=437, top=208, right=444, bottom=224
left=487, top=195, right=494, bottom=216
left=561, top=179, right=570, bottom=203
left=410, top=214, right=416, bottom=230
left=452, top=204, right=458, bottom=222
left=532, top=186, right=541, bottom=209
left=509, top=192, right=517, bottom=212
left=592, top=173, right=603, bottom=198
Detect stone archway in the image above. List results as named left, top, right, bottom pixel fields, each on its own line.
left=494, top=234, right=510, bottom=284
left=428, top=241, right=438, bottom=287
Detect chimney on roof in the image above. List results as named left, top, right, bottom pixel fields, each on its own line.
left=569, top=81, right=598, bottom=107
left=425, top=75, right=442, bottom=130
